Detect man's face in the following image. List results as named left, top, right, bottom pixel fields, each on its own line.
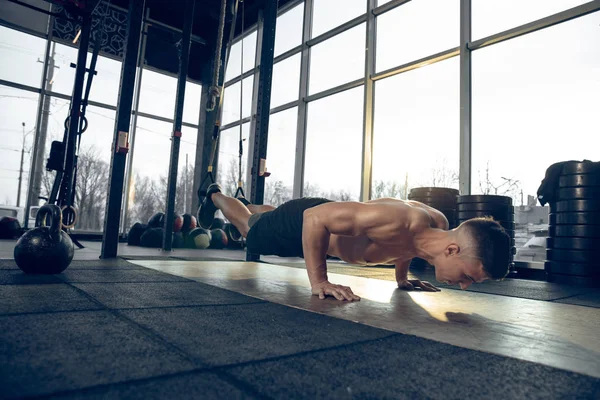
left=434, top=247, right=488, bottom=289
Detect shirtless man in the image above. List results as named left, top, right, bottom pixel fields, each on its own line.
left=198, top=183, right=511, bottom=302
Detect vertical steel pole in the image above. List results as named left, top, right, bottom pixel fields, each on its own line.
left=163, top=0, right=195, bottom=251
left=101, top=0, right=145, bottom=258
left=459, top=0, right=472, bottom=195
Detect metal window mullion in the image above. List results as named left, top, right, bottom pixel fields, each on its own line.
left=361, top=0, right=376, bottom=202
left=120, top=8, right=149, bottom=234
left=293, top=0, right=313, bottom=198
left=469, top=0, right=600, bottom=50
left=459, top=0, right=471, bottom=195
left=372, top=0, right=411, bottom=17
left=245, top=11, right=265, bottom=201
left=372, top=47, right=459, bottom=81
left=306, top=13, right=366, bottom=47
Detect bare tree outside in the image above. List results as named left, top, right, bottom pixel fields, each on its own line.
left=477, top=161, right=521, bottom=202
left=265, top=180, right=292, bottom=207
left=218, top=158, right=245, bottom=197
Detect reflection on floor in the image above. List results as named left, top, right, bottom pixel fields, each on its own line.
left=133, top=260, right=600, bottom=379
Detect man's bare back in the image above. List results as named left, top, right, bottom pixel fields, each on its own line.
left=302, top=198, right=449, bottom=300
left=325, top=198, right=449, bottom=266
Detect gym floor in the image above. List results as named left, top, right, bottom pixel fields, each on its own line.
left=1, top=239, right=599, bottom=399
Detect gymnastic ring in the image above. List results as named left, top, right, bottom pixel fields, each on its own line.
left=64, top=115, right=88, bottom=134
left=61, top=205, right=77, bottom=229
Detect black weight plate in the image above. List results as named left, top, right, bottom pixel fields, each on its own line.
left=457, top=211, right=514, bottom=221
left=457, top=202, right=515, bottom=213
left=545, top=262, right=600, bottom=277
left=457, top=195, right=512, bottom=205
left=561, top=161, right=600, bottom=175
left=559, top=174, right=600, bottom=188
left=438, top=208, right=456, bottom=215
left=546, top=237, right=599, bottom=250
left=558, top=187, right=600, bottom=200
left=549, top=212, right=600, bottom=225
left=409, top=187, right=459, bottom=196
left=407, top=196, right=457, bottom=207
left=546, top=249, right=600, bottom=264
left=548, top=224, right=600, bottom=238
left=546, top=272, right=600, bottom=288
left=550, top=200, right=600, bottom=213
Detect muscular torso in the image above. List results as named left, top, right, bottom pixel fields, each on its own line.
left=325, top=199, right=448, bottom=266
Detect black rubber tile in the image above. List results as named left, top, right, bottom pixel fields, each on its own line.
left=0, top=310, right=197, bottom=399
left=0, top=269, right=63, bottom=285
left=554, top=290, right=600, bottom=308
left=461, top=279, right=591, bottom=301
left=0, top=284, right=102, bottom=315
left=58, top=269, right=192, bottom=283
left=73, top=281, right=262, bottom=309
left=121, top=302, right=393, bottom=366
left=224, top=334, right=600, bottom=400
left=47, top=372, right=258, bottom=400
left=0, top=258, right=147, bottom=271
left=0, top=258, right=19, bottom=270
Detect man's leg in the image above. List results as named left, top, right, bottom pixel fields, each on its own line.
left=247, top=204, right=276, bottom=214
left=211, top=192, right=253, bottom=237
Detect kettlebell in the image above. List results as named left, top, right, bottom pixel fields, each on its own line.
left=14, top=204, right=74, bottom=274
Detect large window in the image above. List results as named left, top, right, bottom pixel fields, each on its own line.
left=372, top=58, right=460, bottom=199
left=138, top=69, right=177, bottom=119
left=274, top=3, right=304, bottom=57
left=304, top=87, right=364, bottom=201
left=472, top=11, right=600, bottom=256
left=225, top=32, right=258, bottom=82
left=265, top=108, right=298, bottom=206
left=183, top=81, right=202, bottom=125
left=222, top=76, right=254, bottom=125
left=217, top=124, right=250, bottom=197
left=309, top=24, right=365, bottom=94
left=312, top=0, right=366, bottom=38
left=472, top=0, right=589, bottom=40
left=0, top=26, right=46, bottom=88
left=126, top=117, right=172, bottom=228
left=50, top=42, right=122, bottom=106
left=271, top=54, right=301, bottom=108
left=376, top=0, right=459, bottom=72
left=0, top=87, right=38, bottom=209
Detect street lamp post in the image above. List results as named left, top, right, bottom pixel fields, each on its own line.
left=17, top=122, right=26, bottom=207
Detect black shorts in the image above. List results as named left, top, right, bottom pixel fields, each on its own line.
left=246, top=197, right=332, bottom=258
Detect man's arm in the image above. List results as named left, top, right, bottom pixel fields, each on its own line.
left=302, top=204, right=362, bottom=301
left=302, top=201, right=423, bottom=301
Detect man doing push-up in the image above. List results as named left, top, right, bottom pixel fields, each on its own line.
left=197, top=184, right=511, bottom=302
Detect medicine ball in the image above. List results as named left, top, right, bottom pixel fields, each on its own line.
left=173, top=214, right=184, bottom=232
left=127, top=222, right=147, bottom=246
left=210, top=217, right=225, bottom=230
left=172, top=232, right=185, bottom=248
left=210, top=228, right=228, bottom=249
left=181, top=213, right=197, bottom=234
left=148, top=212, right=165, bottom=228
left=0, top=217, right=22, bottom=239
left=140, top=227, right=163, bottom=247
left=187, top=228, right=211, bottom=249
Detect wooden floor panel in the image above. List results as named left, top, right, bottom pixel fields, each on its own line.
left=132, top=260, right=600, bottom=378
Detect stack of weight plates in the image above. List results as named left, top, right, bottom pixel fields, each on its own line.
left=546, top=161, right=600, bottom=287
left=456, top=195, right=516, bottom=266
left=408, top=187, right=459, bottom=268
left=407, top=187, right=459, bottom=228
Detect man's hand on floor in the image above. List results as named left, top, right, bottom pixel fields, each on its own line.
left=398, top=279, right=440, bottom=292
left=312, top=281, right=361, bottom=301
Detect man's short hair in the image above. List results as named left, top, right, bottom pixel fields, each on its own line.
left=459, top=217, right=511, bottom=280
